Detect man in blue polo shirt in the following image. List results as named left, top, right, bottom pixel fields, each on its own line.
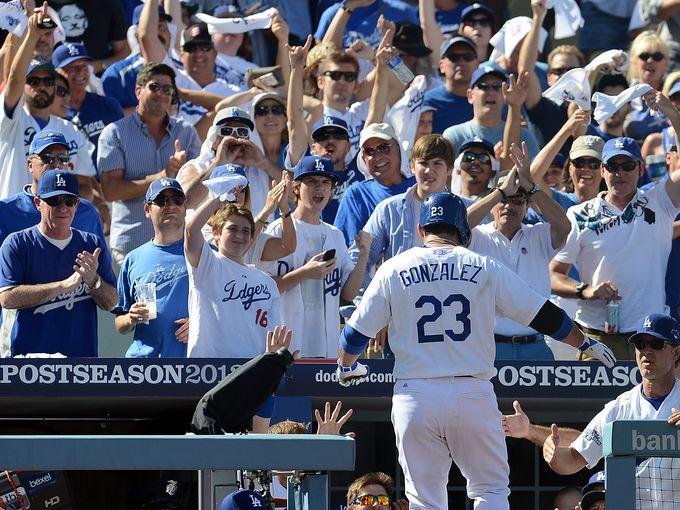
left=0, top=170, right=117, bottom=357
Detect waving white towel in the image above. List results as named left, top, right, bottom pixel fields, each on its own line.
left=203, top=173, right=248, bottom=202
left=547, top=0, right=583, bottom=40
left=543, top=68, right=592, bottom=110
left=585, top=49, right=630, bottom=75
left=387, top=75, right=430, bottom=158
left=489, top=17, right=548, bottom=61
left=0, top=1, right=27, bottom=36
left=196, top=7, right=277, bottom=35
left=592, top=83, right=654, bottom=124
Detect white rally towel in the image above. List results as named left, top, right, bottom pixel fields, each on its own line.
left=546, top=0, right=583, bottom=39
left=584, top=49, right=630, bottom=75
left=489, top=16, right=548, bottom=61
left=196, top=7, right=277, bottom=35
left=592, top=83, right=654, bottom=124
left=386, top=75, right=431, bottom=158
left=203, top=173, right=249, bottom=202
left=0, top=1, right=27, bottom=36
left=542, top=67, right=591, bottom=110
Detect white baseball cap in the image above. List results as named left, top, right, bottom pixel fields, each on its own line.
left=359, top=122, right=398, bottom=148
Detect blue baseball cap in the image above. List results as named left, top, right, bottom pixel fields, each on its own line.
left=602, top=137, right=642, bottom=163
left=469, top=62, right=508, bottom=89
left=461, top=3, right=494, bottom=23
left=440, top=34, right=477, bottom=58
left=37, top=169, right=79, bottom=198
left=52, top=43, right=93, bottom=69
left=582, top=471, right=605, bottom=495
left=132, top=4, right=172, bottom=26
left=210, top=163, right=248, bottom=180
left=312, top=116, right=350, bottom=140
left=294, top=156, right=338, bottom=182
left=458, top=136, right=494, bottom=154
left=27, top=58, right=58, bottom=78
left=145, top=177, right=185, bottom=202
left=580, top=490, right=605, bottom=510
left=29, top=129, right=69, bottom=155
left=214, top=107, right=254, bottom=130
left=629, top=313, right=680, bottom=346
left=220, top=489, right=267, bottom=510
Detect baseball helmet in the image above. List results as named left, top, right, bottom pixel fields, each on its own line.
left=419, top=192, right=471, bottom=245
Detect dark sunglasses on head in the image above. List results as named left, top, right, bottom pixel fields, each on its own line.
left=549, top=66, right=576, bottom=77
left=464, top=17, right=492, bottom=27
left=314, top=129, right=349, bottom=142
left=604, top=160, right=639, bottom=173
left=254, top=104, right=286, bottom=116
left=323, top=70, right=358, bottom=82
left=476, top=81, right=503, bottom=91
left=633, top=337, right=668, bottom=351
left=362, top=142, right=394, bottom=158
left=183, top=42, right=213, bottom=53
left=218, top=125, right=250, bottom=138
left=350, top=494, right=391, bottom=506
left=38, top=153, right=70, bottom=165
left=43, top=195, right=78, bottom=207
left=462, top=151, right=491, bottom=165
left=446, top=52, right=477, bottom=63
left=571, top=158, right=601, bottom=170
left=639, top=52, right=665, bottom=62
left=55, top=85, right=69, bottom=97
left=152, top=195, right=186, bottom=207
left=147, top=82, right=174, bottom=95
left=26, top=76, right=56, bottom=87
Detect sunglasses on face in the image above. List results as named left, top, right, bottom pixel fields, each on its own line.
left=604, top=160, right=639, bottom=173
left=225, top=225, right=252, bottom=236
left=502, top=195, right=528, bottom=206
left=254, top=104, right=286, bottom=116
left=323, top=70, right=358, bottom=82
left=152, top=195, right=186, bottom=207
left=218, top=125, right=251, bottom=138
left=26, top=76, right=56, bottom=87
left=38, top=153, right=70, bottom=165
left=549, top=66, right=576, bottom=77
left=55, top=85, right=69, bottom=97
left=147, top=82, right=174, bottom=95
left=446, top=52, right=477, bottom=63
left=462, top=151, right=491, bottom=165
left=314, top=130, right=349, bottom=142
left=351, top=494, right=391, bottom=506
left=362, top=142, right=394, bottom=158
left=43, top=195, right=78, bottom=207
left=476, top=81, right=503, bottom=91
left=639, top=52, right=665, bottom=62
left=571, top=158, right=600, bottom=169
left=633, top=337, right=668, bottom=351
left=183, top=42, right=213, bottom=53
left=464, top=17, right=492, bottom=28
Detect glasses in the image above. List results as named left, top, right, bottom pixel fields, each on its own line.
left=323, top=70, right=358, bottom=82
left=446, top=52, right=477, bottom=63
left=362, top=142, right=394, bottom=158
left=38, top=153, right=70, bottom=165
left=55, top=85, right=69, bottom=97
left=152, top=195, right=186, bottom=207
left=183, top=42, right=213, bottom=53
left=225, top=225, right=252, bottom=236
left=314, top=130, right=349, bottom=142
left=350, top=494, right=391, bottom=506
left=549, top=66, right=576, bottom=76
left=571, top=158, right=601, bottom=169
left=218, top=125, right=251, bottom=138
left=254, top=104, right=286, bottom=116
left=147, top=82, right=174, bottom=95
left=462, top=151, right=491, bottom=165
left=502, top=195, right=528, bottom=206
left=26, top=76, right=56, bottom=87
left=633, top=337, right=668, bottom=351
left=639, top=52, right=665, bottom=62
left=463, top=17, right=492, bottom=28
left=43, top=195, right=78, bottom=207
left=604, top=160, right=639, bottom=173
left=476, top=81, right=503, bottom=91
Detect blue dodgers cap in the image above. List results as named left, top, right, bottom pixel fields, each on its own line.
left=52, top=43, right=93, bottom=69
left=214, top=107, right=255, bottom=130
left=132, top=4, right=172, bottom=26
left=29, top=129, right=69, bottom=155
left=210, top=163, right=247, bottom=180
left=440, top=34, right=477, bottom=58
left=220, top=489, right=267, bottom=510
left=26, top=58, right=58, bottom=78
left=293, top=156, right=338, bottom=182
left=461, top=2, right=494, bottom=23
left=469, top=62, right=508, bottom=88
left=458, top=136, right=494, bottom=154
left=312, top=116, right=350, bottom=139
left=581, top=471, right=605, bottom=495
left=629, top=313, right=680, bottom=346
left=145, top=177, right=185, bottom=201
left=37, top=169, right=79, bottom=198
left=602, top=137, right=643, bottom=163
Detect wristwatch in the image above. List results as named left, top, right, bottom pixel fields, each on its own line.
left=576, top=281, right=588, bottom=300
left=527, top=182, right=541, bottom=196
left=91, top=276, right=102, bottom=290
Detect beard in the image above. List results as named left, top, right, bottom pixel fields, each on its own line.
left=28, top=92, right=54, bottom=109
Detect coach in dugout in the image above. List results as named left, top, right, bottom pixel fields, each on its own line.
left=0, top=170, right=117, bottom=357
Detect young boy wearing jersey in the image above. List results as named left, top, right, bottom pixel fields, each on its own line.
left=263, top=156, right=371, bottom=358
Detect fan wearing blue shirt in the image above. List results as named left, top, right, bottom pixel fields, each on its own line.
left=0, top=170, right=117, bottom=357
left=114, top=178, right=190, bottom=358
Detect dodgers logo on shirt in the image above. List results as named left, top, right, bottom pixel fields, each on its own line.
left=584, top=428, right=602, bottom=446
left=324, top=267, right=342, bottom=297
left=222, top=276, right=271, bottom=310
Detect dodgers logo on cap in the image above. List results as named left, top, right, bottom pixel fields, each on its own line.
left=614, top=139, right=624, bottom=148
left=323, top=116, right=333, bottom=125
left=643, top=316, right=652, bottom=328
left=160, top=178, right=172, bottom=187
left=55, top=173, right=67, bottom=187
left=315, top=158, right=325, bottom=171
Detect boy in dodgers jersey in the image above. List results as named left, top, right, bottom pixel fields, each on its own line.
left=336, top=192, right=616, bottom=510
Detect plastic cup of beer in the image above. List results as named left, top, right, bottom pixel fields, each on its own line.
left=135, top=282, right=157, bottom=323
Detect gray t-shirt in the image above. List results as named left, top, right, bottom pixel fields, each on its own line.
left=442, top=120, right=541, bottom=160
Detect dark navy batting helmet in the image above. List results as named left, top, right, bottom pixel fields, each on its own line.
left=419, top=192, right=471, bottom=245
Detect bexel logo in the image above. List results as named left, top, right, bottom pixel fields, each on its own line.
left=26, top=471, right=56, bottom=492
left=632, top=429, right=680, bottom=451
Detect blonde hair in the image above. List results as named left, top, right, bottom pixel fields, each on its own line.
left=548, top=45, right=585, bottom=67
left=208, top=204, right=254, bottom=238
left=346, top=472, right=395, bottom=507
left=628, top=31, right=670, bottom=82
left=267, top=420, right=309, bottom=435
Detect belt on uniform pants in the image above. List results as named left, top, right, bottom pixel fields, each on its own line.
left=494, top=333, right=541, bottom=344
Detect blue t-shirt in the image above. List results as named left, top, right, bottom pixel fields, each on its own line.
left=423, top=85, right=473, bottom=134
left=102, top=53, right=144, bottom=110
left=315, top=0, right=418, bottom=48
left=324, top=158, right=365, bottom=224
left=626, top=103, right=668, bottom=141
left=334, top=175, right=416, bottom=244
left=0, top=226, right=116, bottom=357
left=115, top=238, right=189, bottom=358
left=69, top=92, right=124, bottom=166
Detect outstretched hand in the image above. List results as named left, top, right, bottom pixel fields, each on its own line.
left=502, top=400, right=531, bottom=438
left=265, top=325, right=299, bottom=357
left=315, top=401, right=355, bottom=437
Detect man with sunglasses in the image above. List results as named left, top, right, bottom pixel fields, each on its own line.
left=114, top=178, right=190, bottom=358
left=443, top=63, right=541, bottom=160
left=0, top=170, right=117, bottom=357
left=345, top=471, right=408, bottom=510
left=456, top=136, right=495, bottom=201
left=0, top=9, right=97, bottom=201
left=423, top=35, right=478, bottom=134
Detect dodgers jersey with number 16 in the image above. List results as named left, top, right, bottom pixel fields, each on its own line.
left=348, top=245, right=547, bottom=380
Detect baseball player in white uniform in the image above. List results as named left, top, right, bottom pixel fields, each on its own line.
left=336, top=192, right=616, bottom=510
left=544, top=313, right=680, bottom=509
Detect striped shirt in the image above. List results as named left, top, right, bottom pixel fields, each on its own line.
left=97, top=112, right=201, bottom=254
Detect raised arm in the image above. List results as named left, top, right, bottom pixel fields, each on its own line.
left=518, top=0, right=548, bottom=110
left=271, top=11, right=291, bottom=90
left=139, top=0, right=167, bottom=64
left=647, top=91, right=680, bottom=207
left=503, top=400, right=582, bottom=447
left=543, top=424, right=588, bottom=475
left=321, top=0, right=374, bottom=47
left=500, top=72, right=530, bottom=170
left=185, top=195, right=223, bottom=268
left=419, top=0, right=442, bottom=70
left=467, top=167, right=519, bottom=228
left=259, top=174, right=298, bottom=261
left=340, top=231, right=371, bottom=301
left=287, top=36, right=312, bottom=167
left=163, top=0, right=184, bottom=54
left=365, top=30, right=394, bottom=127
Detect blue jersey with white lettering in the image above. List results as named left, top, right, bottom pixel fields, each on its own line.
left=0, top=225, right=116, bottom=357
left=101, top=53, right=143, bottom=110
left=69, top=92, right=124, bottom=166
left=115, top=238, right=189, bottom=358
